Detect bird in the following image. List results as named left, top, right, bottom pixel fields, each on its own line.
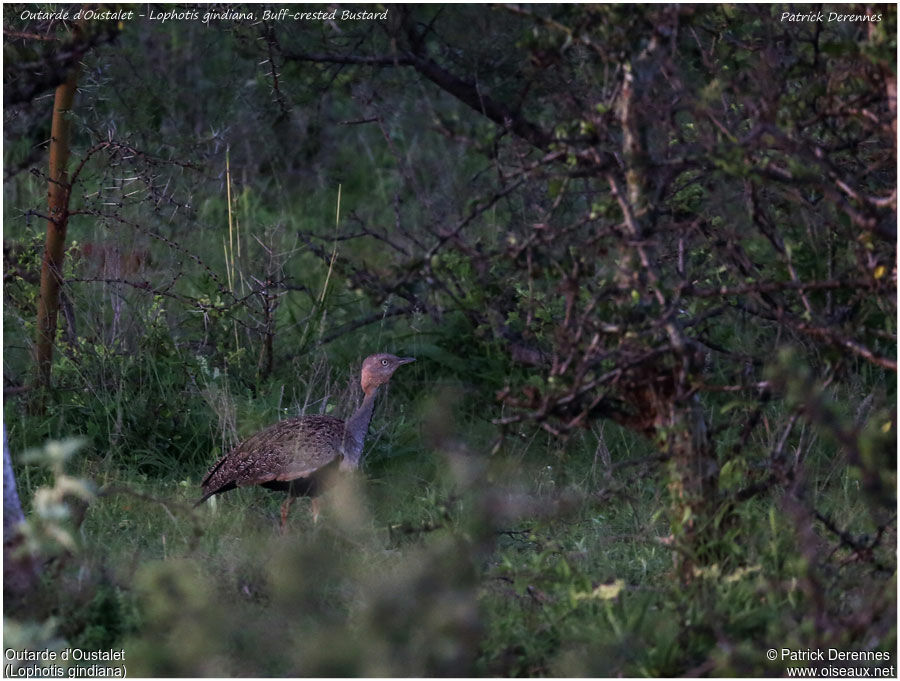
left=195, top=353, right=415, bottom=528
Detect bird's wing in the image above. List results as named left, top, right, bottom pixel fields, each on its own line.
left=201, top=415, right=345, bottom=492
left=200, top=453, right=230, bottom=488
left=270, top=417, right=344, bottom=480
left=273, top=461, right=333, bottom=481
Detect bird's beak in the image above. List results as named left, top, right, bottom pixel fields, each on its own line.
left=398, top=356, right=416, bottom=365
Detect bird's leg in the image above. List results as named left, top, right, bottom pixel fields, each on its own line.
left=311, top=497, right=320, bottom=524
left=280, top=496, right=294, bottom=532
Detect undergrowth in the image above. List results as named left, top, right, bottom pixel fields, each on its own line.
left=4, top=359, right=895, bottom=676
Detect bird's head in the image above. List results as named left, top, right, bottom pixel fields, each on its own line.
left=360, top=353, right=415, bottom=394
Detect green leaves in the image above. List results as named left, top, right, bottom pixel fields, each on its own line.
left=18, top=438, right=94, bottom=555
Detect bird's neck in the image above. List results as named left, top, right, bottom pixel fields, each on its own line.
left=342, top=387, right=379, bottom=469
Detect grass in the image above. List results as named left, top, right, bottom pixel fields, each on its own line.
left=3, top=179, right=894, bottom=678
left=6, top=387, right=894, bottom=676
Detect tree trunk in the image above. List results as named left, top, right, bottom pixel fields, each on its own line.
left=33, top=68, right=79, bottom=408
left=3, top=427, right=39, bottom=601
left=615, top=23, right=721, bottom=581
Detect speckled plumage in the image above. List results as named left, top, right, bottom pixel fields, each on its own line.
left=195, top=354, right=415, bottom=519
left=199, top=414, right=348, bottom=500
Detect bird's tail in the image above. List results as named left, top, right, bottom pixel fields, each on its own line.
left=193, top=491, right=213, bottom=508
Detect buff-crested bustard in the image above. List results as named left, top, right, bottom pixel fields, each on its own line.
left=195, top=353, right=415, bottom=528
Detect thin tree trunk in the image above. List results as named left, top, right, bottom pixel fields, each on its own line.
left=614, top=23, right=720, bottom=581
left=33, top=68, right=79, bottom=407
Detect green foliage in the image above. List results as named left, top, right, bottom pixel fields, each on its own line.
left=3, top=3, right=895, bottom=677
left=17, top=439, right=94, bottom=558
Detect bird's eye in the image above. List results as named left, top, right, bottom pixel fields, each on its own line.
left=381, top=359, right=389, bottom=366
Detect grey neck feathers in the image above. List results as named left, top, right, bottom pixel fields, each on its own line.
left=342, top=387, right=379, bottom=469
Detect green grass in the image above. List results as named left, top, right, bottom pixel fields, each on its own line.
left=4, top=239, right=895, bottom=676
left=6, top=399, right=895, bottom=677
